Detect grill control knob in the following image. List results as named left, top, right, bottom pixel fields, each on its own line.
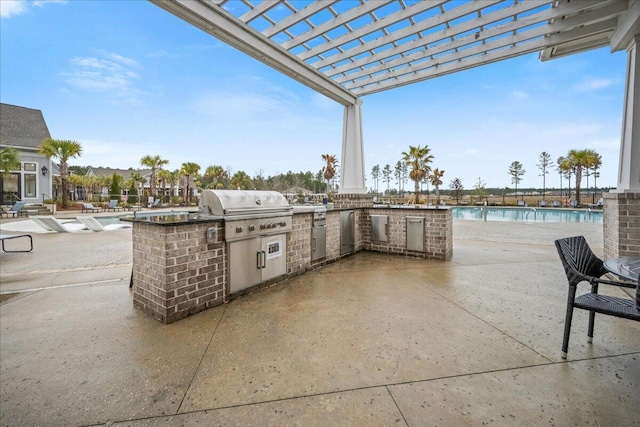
left=279, top=221, right=286, bottom=227
left=271, top=222, right=277, bottom=228
left=235, top=226, right=243, bottom=233
left=260, top=223, right=266, bottom=230
left=249, top=224, right=255, bottom=231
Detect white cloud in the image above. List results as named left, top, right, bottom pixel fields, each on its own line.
left=511, top=90, right=529, bottom=100
left=590, top=137, right=620, bottom=150
left=1, top=0, right=65, bottom=18
left=0, top=0, right=28, bottom=17
left=61, top=51, right=143, bottom=104
left=573, top=76, right=616, bottom=92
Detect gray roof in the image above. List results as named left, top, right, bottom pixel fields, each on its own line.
left=87, top=167, right=153, bottom=181
left=0, top=103, right=52, bottom=149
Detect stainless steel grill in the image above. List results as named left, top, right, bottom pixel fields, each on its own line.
left=199, top=190, right=293, bottom=294
left=199, top=190, right=293, bottom=242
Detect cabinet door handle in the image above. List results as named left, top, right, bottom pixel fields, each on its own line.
left=257, top=251, right=262, bottom=269
left=313, top=237, right=316, bottom=251
left=261, top=251, right=266, bottom=268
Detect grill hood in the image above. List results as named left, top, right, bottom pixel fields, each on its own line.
left=199, top=190, right=292, bottom=217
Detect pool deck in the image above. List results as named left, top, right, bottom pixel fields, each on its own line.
left=0, top=215, right=639, bottom=426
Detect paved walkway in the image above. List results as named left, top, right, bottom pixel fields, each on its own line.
left=1, top=217, right=639, bottom=426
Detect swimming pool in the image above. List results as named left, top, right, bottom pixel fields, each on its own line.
left=452, top=207, right=603, bottom=223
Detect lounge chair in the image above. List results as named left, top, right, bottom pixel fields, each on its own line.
left=552, top=200, right=562, bottom=208
left=588, top=198, right=604, bottom=209
left=554, top=236, right=639, bottom=359
left=82, top=203, right=102, bottom=213
left=539, top=200, right=548, bottom=207
left=76, top=216, right=132, bottom=232
left=3, top=201, right=27, bottom=218
left=517, top=200, right=526, bottom=207
left=31, top=216, right=86, bottom=233
left=107, top=200, right=124, bottom=212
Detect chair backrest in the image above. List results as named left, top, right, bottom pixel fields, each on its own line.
left=554, top=236, right=607, bottom=287
left=108, top=200, right=118, bottom=208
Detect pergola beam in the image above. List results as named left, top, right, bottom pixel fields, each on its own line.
left=149, top=0, right=359, bottom=106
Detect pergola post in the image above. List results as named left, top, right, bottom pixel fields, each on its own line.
left=604, top=34, right=640, bottom=259
left=338, top=101, right=367, bottom=195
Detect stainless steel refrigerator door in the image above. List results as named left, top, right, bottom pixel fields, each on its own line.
left=340, top=210, right=355, bottom=255
left=312, top=225, right=327, bottom=261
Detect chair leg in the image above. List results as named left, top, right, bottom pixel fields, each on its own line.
left=587, top=283, right=598, bottom=343
left=562, top=287, right=577, bottom=359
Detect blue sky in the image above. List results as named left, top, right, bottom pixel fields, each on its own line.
left=0, top=0, right=627, bottom=191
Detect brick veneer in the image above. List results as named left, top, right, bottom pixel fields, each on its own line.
left=131, top=205, right=452, bottom=323
left=131, top=221, right=225, bottom=324
left=603, top=192, right=640, bottom=259
left=361, top=207, right=453, bottom=261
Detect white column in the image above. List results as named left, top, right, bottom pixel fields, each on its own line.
left=339, top=101, right=367, bottom=194
left=616, top=35, right=640, bottom=192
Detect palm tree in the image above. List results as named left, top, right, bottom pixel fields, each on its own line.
left=39, top=139, right=82, bottom=208
left=140, top=155, right=169, bottom=199
left=537, top=152, right=553, bottom=201
left=157, top=169, right=172, bottom=202
left=321, top=154, right=338, bottom=194
left=0, top=146, right=21, bottom=179
left=180, top=162, right=201, bottom=204
left=566, top=149, right=594, bottom=205
left=401, top=145, right=434, bottom=204
left=557, top=156, right=573, bottom=202
left=230, top=170, right=252, bottom=189
left=429, top=168, right=445, bottom=205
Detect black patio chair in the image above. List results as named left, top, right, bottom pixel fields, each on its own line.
left=554, top=236, right=639, bottom=359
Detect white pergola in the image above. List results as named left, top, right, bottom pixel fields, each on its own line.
left=149, top=0, right=639, bottom=195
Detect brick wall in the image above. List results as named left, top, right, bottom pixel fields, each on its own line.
left=288, top=213, right=312, bottom=275
left=604, top=192, right=640, bottom=258
left=132, top=221, right=225, bottom=324
left=331, top=193, right=374, bottom=209
left=360, top=207, right=452, bottom=261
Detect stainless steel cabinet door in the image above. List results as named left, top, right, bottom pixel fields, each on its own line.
left=340, top=210, right=355, bottom=255
left=312, top=226, right=327, bottom=261
left=229, top=238, right=262, bottom=293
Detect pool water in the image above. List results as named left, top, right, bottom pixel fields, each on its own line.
left=452, top=207, right=603, bottom=223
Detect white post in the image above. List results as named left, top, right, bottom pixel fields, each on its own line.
left=616, top=34, right=640, bottom=192
left=339, top=101, right=367, bottom=194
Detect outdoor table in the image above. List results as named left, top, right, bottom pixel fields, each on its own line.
left=604, top=257, right=640, bottom=308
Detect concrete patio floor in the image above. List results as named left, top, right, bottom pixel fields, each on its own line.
left=1, top=217, right=639, bottom=426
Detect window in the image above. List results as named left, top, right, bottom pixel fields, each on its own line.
left=24, top=174, right=36, bottom=198
left=23, top=162, right=36, bottom=172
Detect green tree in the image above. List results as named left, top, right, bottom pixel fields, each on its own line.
left=230, top=170, right=252, bottom=190
left=140, top=155, right=168, bottom=199
left=39, top=138, right=82, bottom=208
left=157, top=169, right=172, bottom=202
left=566, top=148, right=600, bottom=205
left=508, top=161, right=526, bottom=201
left=537, top=152, right=553, bottom=201
left=474, top=177, right=486, bottom=204
left=429, top=168, right=445, bottom=205
left=382, top=164, right=392, bottom=197
left=449, top=177, right=464, bottom=205
left=321, top=154, right=338, bottom=194
left=557, top=156, right=573, bottom=201
left=0, top=146, right=21, bottom=179
left=109, top=173, right=124, bottom=200
left=371, top=164, right=380, bottom=194
left=401, top=145, right=434, bottom=204
left=180, top=162, right=201, bottom=203
left=128, top=181, right=139, bottom=205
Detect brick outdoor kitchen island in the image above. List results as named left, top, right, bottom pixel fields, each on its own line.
left=125, top=204, right=452, bottom=324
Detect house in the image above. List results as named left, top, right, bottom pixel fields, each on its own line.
left=0, top=103, right=54, bottom=206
